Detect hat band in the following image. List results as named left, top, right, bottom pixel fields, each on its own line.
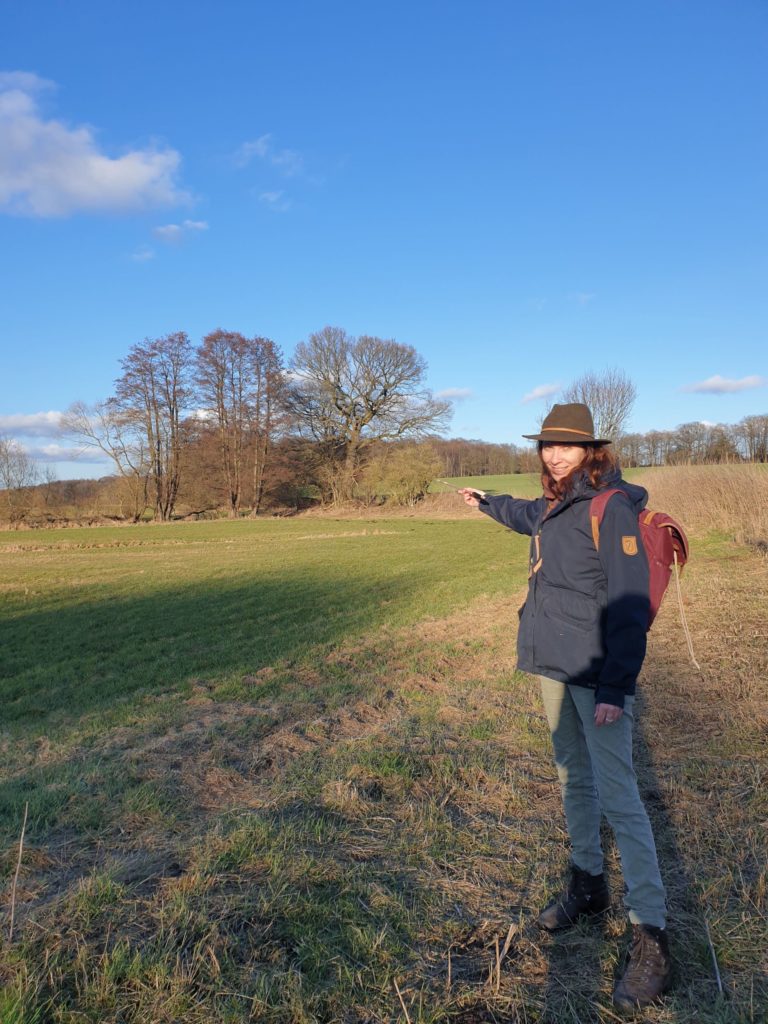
left=541, top=426, right=594, bottom=437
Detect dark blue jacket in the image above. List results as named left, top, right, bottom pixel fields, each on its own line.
left=480, top=469, right=650, bottom=707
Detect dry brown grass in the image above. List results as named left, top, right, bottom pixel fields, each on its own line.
left=641, top=464, right=768, bottom=551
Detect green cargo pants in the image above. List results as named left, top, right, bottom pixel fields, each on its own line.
left=539, top=676, right=667, bottom=929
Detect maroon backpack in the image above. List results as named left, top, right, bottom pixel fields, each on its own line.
left=589, top=489, right=690, bottom=629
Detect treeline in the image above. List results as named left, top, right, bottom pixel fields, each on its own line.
left=429, top=438, right=538, bottom=476
left=615, top=415, right=768, bottom=466
left=1, top=328, right=766, bottom=527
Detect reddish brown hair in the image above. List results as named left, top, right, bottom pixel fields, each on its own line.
left=538, top=443, right=618, bottom=500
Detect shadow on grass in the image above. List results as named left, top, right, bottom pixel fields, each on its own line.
left=2, top=568, right=425, bottom=729
left=0, top=567, right=427, bottom=844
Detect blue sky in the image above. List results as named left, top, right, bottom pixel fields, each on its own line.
left=1, top=0, right=766, bottom=479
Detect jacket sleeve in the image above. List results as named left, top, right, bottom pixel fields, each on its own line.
left=595, top=496, right=650, bottom=708
left=478, top=494, right=545, bottom=536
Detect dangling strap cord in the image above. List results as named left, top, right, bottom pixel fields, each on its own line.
left=673, top=549, right=701, bottom=671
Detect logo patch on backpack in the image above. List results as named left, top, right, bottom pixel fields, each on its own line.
left=622, top=536, right=638, bottom=556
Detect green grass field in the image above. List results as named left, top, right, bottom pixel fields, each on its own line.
left=0, top=519, right=529, bottom=840
left=429, top=469, right=646, bottom=499
left=1, top=506, right=766, bottom=1023
left=429, top=473, right=544, bottom=498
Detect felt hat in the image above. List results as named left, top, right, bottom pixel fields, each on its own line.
left=523, top=403, right=611, bottom=445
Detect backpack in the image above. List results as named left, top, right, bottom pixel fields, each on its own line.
left=589, top=489, right=690, bottom=629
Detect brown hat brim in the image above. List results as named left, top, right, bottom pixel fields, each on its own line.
left=523, top=428, right=611, bottom=445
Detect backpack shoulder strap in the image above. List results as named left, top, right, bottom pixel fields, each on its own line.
left=589, top=487, right=626, bottom=551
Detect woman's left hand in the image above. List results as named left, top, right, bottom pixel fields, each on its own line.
left=594, top=703, right=624, bottom=727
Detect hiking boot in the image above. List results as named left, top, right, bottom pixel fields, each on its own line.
left=613, top=924, right=672, bottom=1011
left=536, top=864, right=610, bottom=931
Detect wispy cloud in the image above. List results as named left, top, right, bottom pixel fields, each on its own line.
left=0, top=70, right=189, bottom=216
left=682, top=374, right=766, bottom=395
left=24, top=442, right=99, bottom=463
left=189, top=408, right=216, bottom=422
left=258, top=190, right=291, bottom=212
left=570, top=291, right=596, bottom=305
left=0, top=71, right=56, bottom=94
left=436, top=387, right=473, bottom=402
left=152, top=218, right=209, bottom=242
left=131, top=245, right=156, bottom=262
left=522, top=383, right=560, bottom=404
left=0, top=410, right=63, bottom=436
left=234, top=133, right=303, bottom=176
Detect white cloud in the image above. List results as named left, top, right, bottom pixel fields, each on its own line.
left=522, top=383, right=560, bottom=404
left=235, top=133, right=303, bottom=176
left=0, top=410, right=63, bottom=436
left=436, top=387, right=473, bottom=401
left=24, top=442, right=100, bottom=463
left=682, top=374, right=766, bottom=395
left=152, top=218, right=208, bottom=242
left=0, top=71, right=56, bottom=94
left=259, top=190, right=291, bottom=212
left=570, top=291, right=596, bottom=305
left=131, top=245, right=156, bottom=262
left=189, top=408, right=216, bottom=422
left=0, top=70, right=190, bottom=216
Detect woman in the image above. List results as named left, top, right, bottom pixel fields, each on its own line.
left=460, top=403, right=671, bottom=1011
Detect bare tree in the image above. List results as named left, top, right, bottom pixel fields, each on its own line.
left=615, top=432, right=644, bottom=467
left=62, top=400, right=151, bottom=520
left=114, top=333, right=194, bottom=520
left=287, top=327, right=451, bottom=503
left=0, top=436, right=38, bottom=526
left=247, top=337, right=285, bottom=515
left=195, top=330, right=250, bottom=517
left=195, top=332, right=285, bottom=517
left=735, top=414, right=768, bottom=463
left=561, top=368, right=637, bottom=441
left=669, top=421, right=710, bottom=464
left=642, top=430, right=671, bottom=466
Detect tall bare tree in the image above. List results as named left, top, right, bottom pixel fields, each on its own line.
left=561, top=368, right=637, bottom=441
left=736, top=414, right=768, bottom=462
left=247, top=337, right=284, bottom=515
left=114, top=332, right=193, bottom=520
left=287, top=326, right=451, bottom=503
left=195, top=331, right=285, bottom=516
left=62, top=399, right=151, bottom=520
left=669, top=421, right=710, bottom=464
left=0, top=435, right=38, bottom=526
left=195, top=330, right=250, bottom=517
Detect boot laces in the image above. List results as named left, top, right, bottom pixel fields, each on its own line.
left=626, top=928, right=665, bottom=983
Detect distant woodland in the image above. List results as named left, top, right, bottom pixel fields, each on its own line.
left=1, top=328, right=767, bottom=526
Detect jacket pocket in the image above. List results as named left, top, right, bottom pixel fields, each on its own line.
left=535, top=588, right=604, bottom=680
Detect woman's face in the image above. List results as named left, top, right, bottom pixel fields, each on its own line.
left=541, top=443, right=588, bottom=481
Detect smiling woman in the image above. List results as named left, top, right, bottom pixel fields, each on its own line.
left=460, top=402, right=673, bottom=1011
left=540, top=443, right=587, bottom=481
